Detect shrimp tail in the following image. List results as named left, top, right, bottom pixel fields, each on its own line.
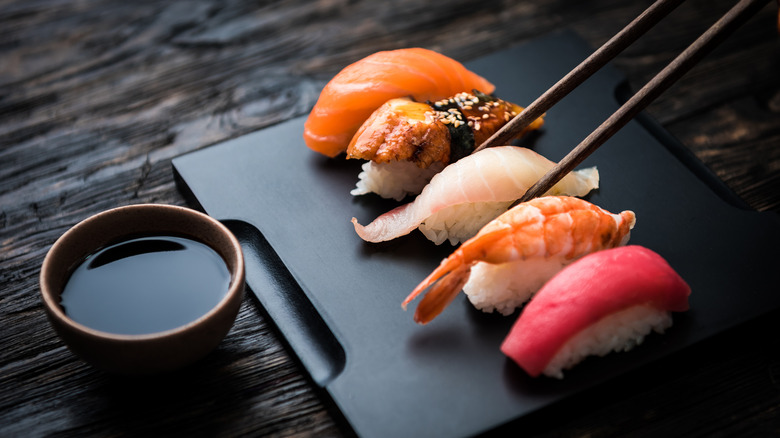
left=402, top=225, right=509, bottom=323
left=402, top=252, right=464, bottom=310
left=413, top=264, right=472, bottom=325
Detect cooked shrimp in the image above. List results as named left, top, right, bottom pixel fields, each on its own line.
left=402, top=196, right=636, bottom=324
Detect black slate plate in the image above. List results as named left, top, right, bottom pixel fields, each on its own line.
left=172, top=32, right=780, bottom=438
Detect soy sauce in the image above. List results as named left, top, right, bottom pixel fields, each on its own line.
left=60, top=235, right=231, bottom=335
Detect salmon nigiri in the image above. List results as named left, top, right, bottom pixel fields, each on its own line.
left=501, top=245, right=691, bottom=379
left=402, top=196, right=636, bottom=324
left=304, top=48, right=495, bottom=158
left=352, top=147, right=599, bottom=245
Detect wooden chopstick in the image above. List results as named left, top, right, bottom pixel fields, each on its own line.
left=511, top=0, right=771, bottom=204
left=473, top=0, right=686, bottom=154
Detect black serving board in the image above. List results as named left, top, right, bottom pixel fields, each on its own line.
left=172, top=32, right=780, bottom=438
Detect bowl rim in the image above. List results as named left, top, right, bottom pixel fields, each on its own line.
left=39, top=203, right=245, bottom=342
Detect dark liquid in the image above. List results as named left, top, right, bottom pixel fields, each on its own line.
left=60, top=235, right=231, bottom=335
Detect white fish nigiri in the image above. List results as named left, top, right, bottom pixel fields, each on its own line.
left=351, top=146, right=600, bottom=245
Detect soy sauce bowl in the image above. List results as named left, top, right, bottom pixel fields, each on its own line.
left=39, top=204, right=245, bottom=375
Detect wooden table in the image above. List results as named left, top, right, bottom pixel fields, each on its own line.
left=2, top=1, right=779, bottom=436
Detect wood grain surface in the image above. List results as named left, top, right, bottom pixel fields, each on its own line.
left=1, top=0, right=779, bottom=436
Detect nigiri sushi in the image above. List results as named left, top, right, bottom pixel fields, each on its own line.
left=352, top=147, right=600, bottom=245
left=304, top=48, right=495, bottom=158
left=501, top=245, right=691, bottom=379
left=348, top=91, right=544, bottom=201
left=402, top=196, right=636, bottom=324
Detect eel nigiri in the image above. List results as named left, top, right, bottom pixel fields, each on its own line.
left=304, top=48, right=494, bottom=158
left=348, top=91, right=544, bottom=201
left=501, top=245, right=691, bottom=379
left=402, top=196, right=636, bottom=324
left=351, top=147, right=599, bottom=245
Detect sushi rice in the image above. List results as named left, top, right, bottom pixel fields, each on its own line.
left=419, top=201, right=514, bottom=245
left=351, top=160, right=445, bottom=201
left=464, top=257, right=572, bottom=315
left=542, top=305, right=673, bottom=379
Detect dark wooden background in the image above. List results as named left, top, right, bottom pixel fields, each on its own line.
left=2, top=0, right=779, bottom=436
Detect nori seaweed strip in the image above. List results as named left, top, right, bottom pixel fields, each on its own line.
left=446, top=117, right=475, bottom=162
left=430, top=100, right=475, bottom=163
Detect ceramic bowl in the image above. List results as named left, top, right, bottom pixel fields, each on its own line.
left=39, top=204, right=245, bottom=375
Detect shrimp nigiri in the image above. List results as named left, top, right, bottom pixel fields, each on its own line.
left=304, top=48, right=494, bottom=158
left=402, top=196, right=636, bottom=324
left=501, top=245, right=691, bottom=379
left=348, top=91, right=544, bottom=201
left=351, top=147, right=599, bottom=245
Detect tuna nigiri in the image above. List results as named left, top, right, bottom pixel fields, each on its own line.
left=402, top=196, right=636, bottom=324
left=304, top=48, right=495, bottom=158
left=501, top=245, right=691, bottom=379
left=348, top=91, right=544, bottom=201
left=352, top=147, right=600, bottom=245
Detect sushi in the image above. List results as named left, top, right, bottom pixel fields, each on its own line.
left=304, top=48, right=495, bottom=158
left=348, top=91, right=544, bottom=201
left=500, top=245, right=691, bottom=379
left=402, top=196, right=636, bottom=324
left=352, top=147, right=600, bottom=245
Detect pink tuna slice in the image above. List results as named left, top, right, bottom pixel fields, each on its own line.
left=500, top=245, right=691, bottom=377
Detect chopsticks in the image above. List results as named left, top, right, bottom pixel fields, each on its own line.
left=476, top=0, right=772, bottom=204
left=474, top=0, right=686, bottom=154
